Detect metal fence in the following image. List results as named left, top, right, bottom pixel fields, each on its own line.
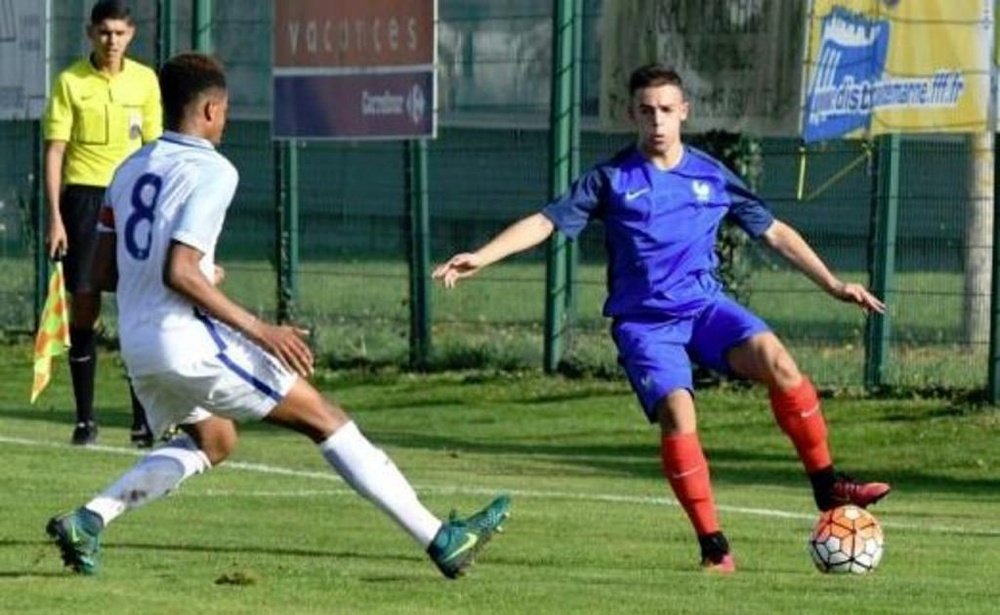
left=0, top=0, right=993, bottom=391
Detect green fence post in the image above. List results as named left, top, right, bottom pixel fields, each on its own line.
left=33, top=2, right=52, bottom=330
left=192, top=0, right=212, bottom=53
left=989, top=131, right=1000, bottom=403
left=156, top=0, right=174, bottom=65
left=275, top=141, right=299, bottom=324
left=563, top=0, right=582, bottom=322
left=864, top=134, right=899, bottom=389
left=544, top=0, right=577, bottom=373
left=405, top=140, right=432, bottom=369
left=33, top=121, right=46, bottom=331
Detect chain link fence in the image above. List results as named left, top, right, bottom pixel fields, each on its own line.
left=0, top=0, right=988, bottom=389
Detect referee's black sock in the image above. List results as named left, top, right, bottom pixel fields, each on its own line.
left=68, top=326, right=97, bottom=425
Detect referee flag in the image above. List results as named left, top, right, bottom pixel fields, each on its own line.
left=31, top=262, right=71, bottom=403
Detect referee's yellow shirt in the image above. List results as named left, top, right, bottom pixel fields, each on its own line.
left=43, top=57, right=162, bottom=188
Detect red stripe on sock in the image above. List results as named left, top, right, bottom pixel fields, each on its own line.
left=769, top=377, right=831, bottom=473
left=660, top=432, right=719, bottom=535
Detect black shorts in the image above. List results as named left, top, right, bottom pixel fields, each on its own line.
left=60, top=185, right=106, bottom=294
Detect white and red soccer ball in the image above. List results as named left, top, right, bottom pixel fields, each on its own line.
left=808, top=505, right=884, bottom=574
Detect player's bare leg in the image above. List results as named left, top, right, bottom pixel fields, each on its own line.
left=728, top=332, right=890, bottom=510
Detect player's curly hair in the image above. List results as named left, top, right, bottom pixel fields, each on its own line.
left=159, top=53, right=227, bottom=130
left=628, top=64, right=684, bottom=96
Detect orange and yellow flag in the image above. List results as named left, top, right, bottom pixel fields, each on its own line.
left=31, top=262, right=71, bottom=403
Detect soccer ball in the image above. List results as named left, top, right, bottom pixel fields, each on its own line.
left=808, top=505, right=884, bottom=574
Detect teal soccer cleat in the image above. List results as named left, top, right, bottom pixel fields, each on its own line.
left=46, top=508, right=104, bottom=575
left=427, top=494, right=511, bottom=579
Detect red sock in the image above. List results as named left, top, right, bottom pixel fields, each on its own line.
left=769, top=377, right=832, bottom=473
left=660, top=432, right=719, bottom=536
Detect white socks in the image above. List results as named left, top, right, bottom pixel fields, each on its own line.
left=81, top=423, right=443, bottom=549
left=84, top=434, right=211, bottom=525
left=319, top=421, right=442, bottom=547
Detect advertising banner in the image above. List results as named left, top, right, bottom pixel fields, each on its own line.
left=802, top=0, right=993, bottom=142
left=273, top=0, right=436, bottom=140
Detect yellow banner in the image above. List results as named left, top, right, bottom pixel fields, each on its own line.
left=802, top=0, right=993, bottom=141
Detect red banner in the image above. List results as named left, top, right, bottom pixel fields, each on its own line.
left=274, top=0, right=434, bottom=68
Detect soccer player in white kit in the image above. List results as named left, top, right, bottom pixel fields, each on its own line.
left=45, top=53, right=509, bottom=579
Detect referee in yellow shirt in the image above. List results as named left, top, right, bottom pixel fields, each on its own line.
left=44, top=1, right=161, bottom=446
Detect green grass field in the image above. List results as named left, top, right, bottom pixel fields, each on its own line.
left=1, top=346, right=997, bottom=614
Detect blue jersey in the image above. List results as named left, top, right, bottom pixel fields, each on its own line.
left=541, top=145, right=774, bottom=319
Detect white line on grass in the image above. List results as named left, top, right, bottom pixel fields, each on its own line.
left=3, top=434, right=996, bottom=537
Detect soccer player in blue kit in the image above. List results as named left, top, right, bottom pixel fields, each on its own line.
left=433, top=64, right=890, bottom=572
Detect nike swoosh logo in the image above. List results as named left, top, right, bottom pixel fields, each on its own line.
left=442, top=532, right=478, bottom=562
left=799, top=405, right=819, bottom=419
left=624, top=188, right=650, bottom=201
left=668, top=467, right=701, bottom=480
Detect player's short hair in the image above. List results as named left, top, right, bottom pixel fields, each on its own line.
left=90, top=0, right=132, bottom=25
left=628, top=64, right=684, bottom=96
left=159, top=53, right=227, bottom=130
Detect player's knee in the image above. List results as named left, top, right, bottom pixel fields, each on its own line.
left=213, top=428, right=239, bottom=462
left=656, top=389, right=696, bottom=435
left=181, top=420, right=237, bottom=465
left=266, top=384, right=350, bottom=443
left=70, top=293, right=101, bottom=327
left=313, top=398, right=350, bottom=440
left=769, top=350, right=801, bottom=388
left=753, top=336, right=800, bottom=388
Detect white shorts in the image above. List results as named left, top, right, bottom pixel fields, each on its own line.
left=130, top=321, right=298, bottom=438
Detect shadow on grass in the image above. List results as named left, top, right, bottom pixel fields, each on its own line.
left=109, top=541, right=424, bottom=566
left=0, top=571, right=71, bottom=579
left=5, top=402, right=997, bottom=503
left=0, top=537, right=424, bottom=571
left=0, top=538, right=78, bottom=579
left=370, top=429, right=1000, bottom=500
left=0, top=405, right=135, bottom=431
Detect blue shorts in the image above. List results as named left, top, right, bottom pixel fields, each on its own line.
left=611, top=296, right=770, bottom=422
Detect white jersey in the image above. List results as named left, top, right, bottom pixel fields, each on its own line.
left=99, top=130, right=239, bottom=376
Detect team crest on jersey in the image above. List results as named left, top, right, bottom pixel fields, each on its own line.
left=692, top=180, right=711, bottom=203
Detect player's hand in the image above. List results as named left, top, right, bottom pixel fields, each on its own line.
left=832, top=281, right=885, bottom=314
left=250, top=321, right=314, bottom=378
left=432, top=252, right=484, bottom=288
left=212, top=265, right=226, bottom=286
left=47, top=218, right=68, bottom=260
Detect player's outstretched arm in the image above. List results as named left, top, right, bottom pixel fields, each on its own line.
left=164, top=241, right=315, bottom=377
left=762, top=219, right=885, bottom=313
left=433, top=212, right=555, bottom=288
